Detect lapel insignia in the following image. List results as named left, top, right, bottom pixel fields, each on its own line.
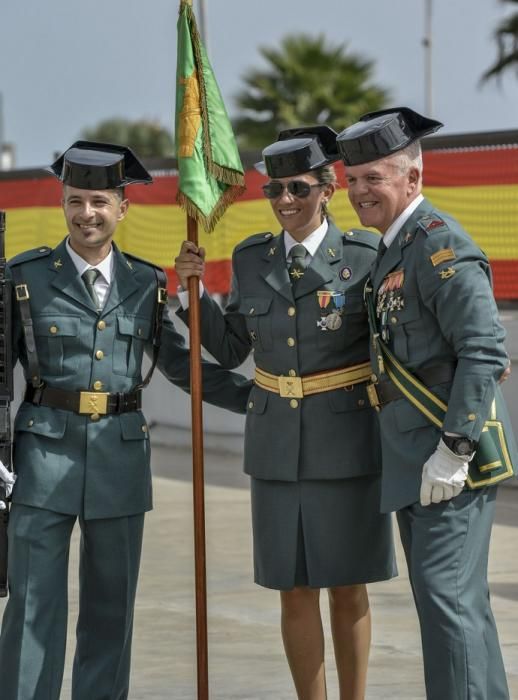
left=340, top=266, right=352, bottom=281
left=430, top=248, right=456, bottom=267
left=53, top=259, right=63, bottom=269
left=439, top=266, right=456, bottom=280
left=403, top=231, right=413, bottom=244
left=268, top=247, right=276, bottom=256
left=290, top=268, right=304, bottom=280
left=327, top=248, right=336, bottom=258
left=126, top=259, right=133, bottom=270
left=249, top=330, right=257, bottom=342
left=316, top=290, right=346, bottom=331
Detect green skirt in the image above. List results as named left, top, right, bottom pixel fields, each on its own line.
left=251, top=475, right=397, bottom=590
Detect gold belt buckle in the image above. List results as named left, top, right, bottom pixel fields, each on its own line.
left=79, top=391, right=109, bottom=415
left=278, top=376, right=304, bottom=399
left=366, top=383, right=381, bottom=412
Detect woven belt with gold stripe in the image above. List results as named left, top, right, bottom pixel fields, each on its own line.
left=255, top=362, right=371, bottom=399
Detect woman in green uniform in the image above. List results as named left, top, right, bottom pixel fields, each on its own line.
left=175, top=126, right=396, bottom=700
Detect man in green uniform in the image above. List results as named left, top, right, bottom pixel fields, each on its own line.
left=336, top=108, right=517, bottom=699
left=0, top=141, right=250, bottom=700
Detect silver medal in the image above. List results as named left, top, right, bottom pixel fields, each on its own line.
left=324, top=312, right=342, bottom=331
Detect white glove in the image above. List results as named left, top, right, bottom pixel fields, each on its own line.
left=0, top=460, right=16, bottom=511
left=420, top=439, right=470, bottom=507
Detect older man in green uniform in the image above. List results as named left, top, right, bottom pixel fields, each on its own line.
left=336, top=108, right=517, bottom=699
left=0, top=141, right=250, bottom=700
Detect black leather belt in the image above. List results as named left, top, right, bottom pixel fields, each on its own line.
left=25, top=384, right=142, bottom=415
left=372, top=363, right=455, bottom=407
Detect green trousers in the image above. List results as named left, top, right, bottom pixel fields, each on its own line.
left=0, top=504, right=144, bottom=700
left=397, top=488, right=509, bottom=700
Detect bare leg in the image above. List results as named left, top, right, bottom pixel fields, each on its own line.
left=280, top=587, right=327, bottom=700
left=328, top=584, right=371, bottom=700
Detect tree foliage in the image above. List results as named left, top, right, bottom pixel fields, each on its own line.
left=81, top=118, right=174, bottom=157
left=481, top=0, right=518, bottom=82
left=233, top=34, right=390, bottom=149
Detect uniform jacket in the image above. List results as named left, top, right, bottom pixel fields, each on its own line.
left=370, top=198, right=518, bottom=511
left=178, top=221, right=382, bottom=481
left=9, top=239, right=250, bottom=519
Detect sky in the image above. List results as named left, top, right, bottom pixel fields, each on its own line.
left=1, top=0, right=517, bottom=169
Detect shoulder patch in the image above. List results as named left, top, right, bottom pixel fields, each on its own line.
left=8, top=246, right=52, bottom=267
left=234, top=231, right=274, bottom=253
left=343, top=229, right=381, bottom=251
left=417, top=214, right=450, bottom=236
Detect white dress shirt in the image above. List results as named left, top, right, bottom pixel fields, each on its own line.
left=66, top=238, right=113, bottom=308
left=382, top=194, right=424, bottom=250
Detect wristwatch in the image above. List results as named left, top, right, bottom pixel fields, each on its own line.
left=441, top=433, right=476, bottom=456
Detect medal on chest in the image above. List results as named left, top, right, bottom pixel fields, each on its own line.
left=376, top=269, right=405, bottom=316
left=316, top=291, right=346, bottom=331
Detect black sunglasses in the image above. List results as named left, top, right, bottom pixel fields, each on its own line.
left=262, top=180, right=322, bottom=199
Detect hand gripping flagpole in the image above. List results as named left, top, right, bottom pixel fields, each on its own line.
left=175, top=1, right=245, bottom=696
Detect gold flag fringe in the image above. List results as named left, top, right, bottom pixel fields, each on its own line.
left=177, top=184, right=244, bottom=234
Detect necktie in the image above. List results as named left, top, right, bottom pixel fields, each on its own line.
left=288, top=244, right=307, bottom=284
left=375, top=240, right=387, bottom=266
left=82, top=268, right=101, bottom=311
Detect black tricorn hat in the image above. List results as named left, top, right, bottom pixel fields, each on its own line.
left=336, top=107, right=443, bottom=166
left=47, top=140, right=153, bottom=189
left=255, top=125, right=340, bottom=178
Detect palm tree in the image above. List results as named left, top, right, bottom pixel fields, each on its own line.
left=481, top=0, right=518, bottom=82
left=81, top=118, right=174, bottom=157
left=233, top=34, right=390, bottom=149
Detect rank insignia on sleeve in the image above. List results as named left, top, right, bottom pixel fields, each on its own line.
left=430, top=248, right=456, bottom=267
left=439, top=266, right=456, bottom=279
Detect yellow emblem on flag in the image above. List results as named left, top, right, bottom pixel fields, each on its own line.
left=430, top=248, right=456, bottom=267
left=178, top=72, right=201, bottom=158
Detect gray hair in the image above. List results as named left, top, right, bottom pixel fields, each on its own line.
left=390, top=141, right=423, bottom=175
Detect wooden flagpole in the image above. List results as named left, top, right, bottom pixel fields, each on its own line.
left=187, top=212, right=209, bottom=699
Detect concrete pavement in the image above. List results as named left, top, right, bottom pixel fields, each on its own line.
left=1, top=438, right=517, bottom=699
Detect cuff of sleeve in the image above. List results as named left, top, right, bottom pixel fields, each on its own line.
left=177, top=282, right=205, bottom=309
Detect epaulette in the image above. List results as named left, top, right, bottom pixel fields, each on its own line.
left=343, top=229, right=381, bottom=251
left=416, top=213, right=450, bottom=236
left=234, top=232, right=275, bottom=253
left=8, top=246, right=52, bottom=267
left=122, top=251, right=164, bottom=273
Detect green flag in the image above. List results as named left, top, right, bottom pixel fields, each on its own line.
left=175, top=0, right=245, bottom=232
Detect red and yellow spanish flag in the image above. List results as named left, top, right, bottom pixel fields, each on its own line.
left=175, top=0, right=245, bottom=232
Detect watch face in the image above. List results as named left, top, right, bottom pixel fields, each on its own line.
left=455, top=439, right=474, bottom=456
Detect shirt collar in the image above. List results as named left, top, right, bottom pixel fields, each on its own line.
left=66, top=238, right=114, bottom=284
left=383, top=194, right=424, bottom=249
left=284, top=219, right=329, bottom=259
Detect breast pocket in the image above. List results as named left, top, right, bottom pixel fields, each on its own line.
left=33, top=314, right=81, bottom=376
left=387, top=296, right=421, bottom=362
left=317, top=294, right=365, bottom=351
left=239, top=297, right=273, bottom=352
left=113, top=315, right=152, bottom=377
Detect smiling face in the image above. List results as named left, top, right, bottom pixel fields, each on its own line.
left=345, top=154, right=420, bottom=234
left=266, top=172, right=335, bottom=242
left=62, top=185, right=129, bottom=263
